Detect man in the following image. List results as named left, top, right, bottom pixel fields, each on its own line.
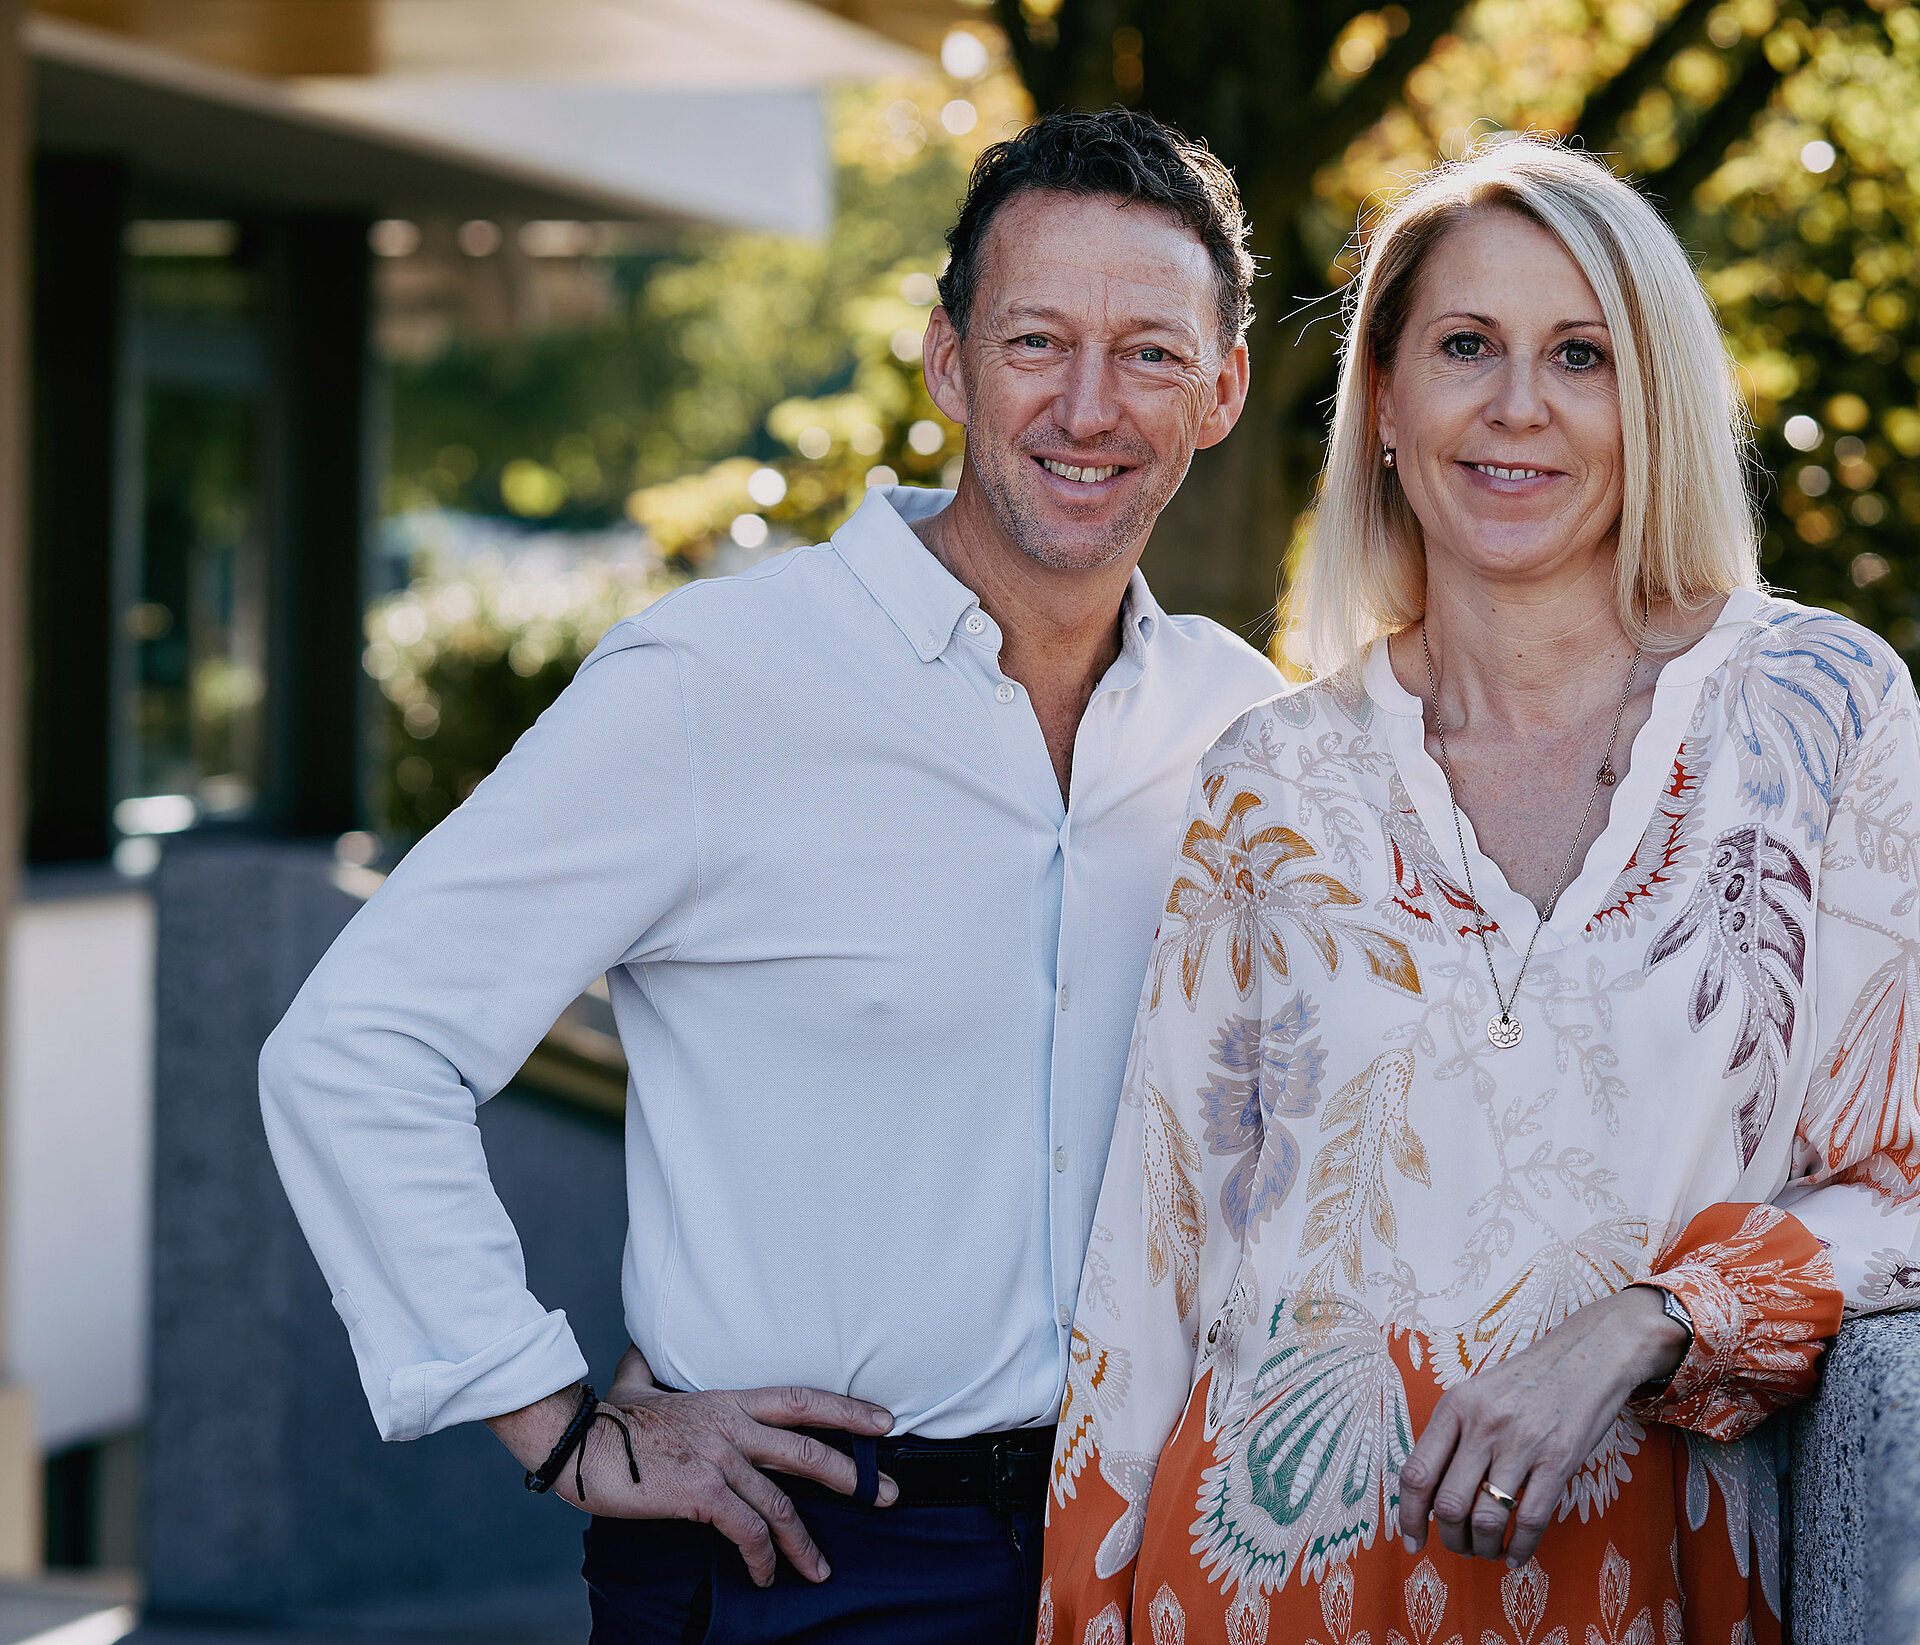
left=261, top=108, right=1279, bottom=1643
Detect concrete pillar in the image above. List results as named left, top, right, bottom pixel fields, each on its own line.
left=1790, top=1312, right=1920, bottom=1645
left=0, top=0, right=43, bottom=1574
left=146, top=837, right=626, bottom=1630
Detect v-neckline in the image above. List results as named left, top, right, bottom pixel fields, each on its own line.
left=1363, top=588, right=1763, bottom=956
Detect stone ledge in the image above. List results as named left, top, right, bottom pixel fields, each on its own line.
left=1790, top=1311, right=1920, bottom=1645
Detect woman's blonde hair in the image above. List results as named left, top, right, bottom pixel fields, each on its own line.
left=1284, top=135, right=1760, bottom=676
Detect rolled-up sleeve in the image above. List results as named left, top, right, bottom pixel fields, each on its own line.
left=259, top=620, right=698, bottom=1440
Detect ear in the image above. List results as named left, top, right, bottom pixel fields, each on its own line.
left=1372, top=360, right=1397, bottom=455
left=921, top=307, right=970, bottom=427
left=1193, top=336, right=1252, bottom=452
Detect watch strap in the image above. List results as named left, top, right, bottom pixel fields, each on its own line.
left=1629, top=1284, right=1694, bottom=1401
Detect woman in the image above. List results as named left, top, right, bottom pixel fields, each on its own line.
left=1040, top=136, right=1920, bottom=1645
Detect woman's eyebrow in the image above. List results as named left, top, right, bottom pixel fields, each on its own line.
left=1426, top=310, right=1609, bottom=332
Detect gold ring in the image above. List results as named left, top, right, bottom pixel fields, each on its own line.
left=1480, top=1479, right=1519, bottom=1512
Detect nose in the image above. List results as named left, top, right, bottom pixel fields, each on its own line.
left=1485, top=355, right=1550, bottom=434
left=1053, top=347, right=1121, bottom=440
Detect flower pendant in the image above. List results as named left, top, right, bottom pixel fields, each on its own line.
left=1487, top=1012, right=1523, bottom=1050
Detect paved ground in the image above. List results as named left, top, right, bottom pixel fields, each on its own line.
left=0, top=1577, right=576, bottom=1645
left=0, top=1573, right=138, bottom=1645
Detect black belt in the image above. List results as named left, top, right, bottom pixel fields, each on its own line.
left=774, top=1425, right=1054, bottom=1515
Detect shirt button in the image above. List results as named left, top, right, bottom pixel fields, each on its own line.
left=1054, top=1147, right=1068, bottom=1173
left=1057, top=1303, right=1072, bottom=1330
left=994, top=682, right=1015, bottom=704
left=1058, top=986, right=1070, bottom=1010
left=965, top=612, right=985, bottom=635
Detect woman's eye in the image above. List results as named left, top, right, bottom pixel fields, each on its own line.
left=1442, top=332, right=1487, bottom=360
left=1560, top=339, right=1605, bottom=370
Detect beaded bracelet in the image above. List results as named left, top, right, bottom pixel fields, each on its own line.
left=523, top=1383, right=645, bottom=1502
left=524, top=1383, right=599, bottom=1494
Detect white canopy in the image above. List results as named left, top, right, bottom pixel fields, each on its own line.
left=29, top=0, right=927, bottom=233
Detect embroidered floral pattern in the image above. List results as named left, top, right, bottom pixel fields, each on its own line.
left=1803, top=943, right=1920, bottom=1190
left=1148, top=1583, right=1187, bottom=1645
left=1587, top=738, right=1711, bottom=939
left=1634, top=1204, right=1840, bottom=1440
left=1200, top=995, right=1328, bottom=1242
left=1379, top=780, right=1489, bottom=946
left=1728, top=608, right=1890, bottom=839
left=1191, top=1293, right=1414, bottom=1596
left=1158, top=785, right=1420, bottom=1009
left=1390, top=1558, right=1462, bottom=1645
left=1299, top=1050, right=1430, bottom=1294
left=1144, top=1078, right=1207, bottom=1318
left=1053, top=1324, right=1130, bottom=1506
left=1858, top=1246, right=1920, bottom=1306
left=1647, top=826, right=1811, bottom=1167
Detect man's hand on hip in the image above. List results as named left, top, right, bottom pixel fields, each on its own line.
left=486, top=1376, right=898, bottom=1587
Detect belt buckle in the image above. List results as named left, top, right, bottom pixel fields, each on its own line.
left=988, top=1437, right=1012, bottom=1517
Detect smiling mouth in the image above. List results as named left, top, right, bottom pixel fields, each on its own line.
left=1037, top=457, right=1125, bottom=484
left=1464, top=462, right=1558, bottom=480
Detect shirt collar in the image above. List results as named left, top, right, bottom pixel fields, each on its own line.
left=831, top=486, right=977, bottom=662
left=832, top=483, right=1166, bottom=667
left=1120, top=569, right=1163, bottom=661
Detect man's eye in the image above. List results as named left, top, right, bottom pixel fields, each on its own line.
left=1560, top=339, right=1605, bottom=371
left=1019, top=334, right=1050, bottom=349
left=1442, top=332, right=1487, bottom=360
left=1138, top=347, right=1167, bottom=363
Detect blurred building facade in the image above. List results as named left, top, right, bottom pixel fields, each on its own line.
left=3, top=0, right=918, bottom=1587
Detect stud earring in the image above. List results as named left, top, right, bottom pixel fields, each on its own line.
left=1382, top=447, right=1397, bottom=469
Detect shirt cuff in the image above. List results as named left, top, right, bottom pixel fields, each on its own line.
left=367, top=1308, right=590, bottom=1442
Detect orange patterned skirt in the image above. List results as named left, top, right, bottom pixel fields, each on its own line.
left=1041, top=1345, right=1782, bottom=1645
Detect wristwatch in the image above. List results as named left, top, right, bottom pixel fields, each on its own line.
left=1630, top=1285, right=1694, bottom=1400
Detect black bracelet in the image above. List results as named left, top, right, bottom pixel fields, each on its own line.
left=524, top=1383, right=599, bottom=1494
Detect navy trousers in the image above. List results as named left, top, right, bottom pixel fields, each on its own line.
left=582, top=1492, right=1044, bottom=1643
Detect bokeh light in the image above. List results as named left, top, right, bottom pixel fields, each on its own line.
left=1783, top=416, right=1822, bottom=452
left=940, top=28, right=990, bottom=81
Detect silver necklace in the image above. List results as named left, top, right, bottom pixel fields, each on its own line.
left=1421, top=626, right=1641, bottom=1050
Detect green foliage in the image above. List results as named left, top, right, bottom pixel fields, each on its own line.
left=1687, top=5, right=1920, bottom=645
left=364, top=538, right=676, bottom=834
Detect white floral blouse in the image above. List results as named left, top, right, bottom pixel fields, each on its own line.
left=1041, top=590, right=1920, bottom=1645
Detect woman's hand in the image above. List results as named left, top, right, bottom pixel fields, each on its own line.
left=1397, top=1285, right=1691, bottom=1568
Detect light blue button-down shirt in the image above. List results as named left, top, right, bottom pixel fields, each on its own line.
left=261, top=487, right=1280, bottom=1441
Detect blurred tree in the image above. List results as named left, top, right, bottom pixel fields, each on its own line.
left=995, top=0, right=1915, bottom=656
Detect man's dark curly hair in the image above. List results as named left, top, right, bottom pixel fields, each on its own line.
left=937, top=108, right=1255, bottom=350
